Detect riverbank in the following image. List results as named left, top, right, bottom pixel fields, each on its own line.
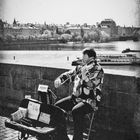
left=0, top=38, right=139, bottom=50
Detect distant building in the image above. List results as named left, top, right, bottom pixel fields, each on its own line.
left=100, top=19, right=117, bottom=37
left=4, top=26, right=40, bottom=38
left=118, top=26, right=134, bottom=36
left=13, top=18, right=17, bottom=27
left=66, top=26, right=95, bottom=35
left=20, top=27, right=40, bottom=36
left=56, top=26, right=65, bottom=34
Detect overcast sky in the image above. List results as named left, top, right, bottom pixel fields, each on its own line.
left=0, top=0, right=138, bottom=26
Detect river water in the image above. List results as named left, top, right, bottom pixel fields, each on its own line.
left=0, top=40, right=140, bottom=75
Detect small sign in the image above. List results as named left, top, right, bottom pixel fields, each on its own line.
left=39, top=112, right=50, bottom=124
left=27, top=101, right=40, bottom=120
left=18, top=107, right=27, bottom=118
left=11, top=110, right=24, bottom=121
left=25, top=95, right=31, bottom=99
left=38, top=84, right=48, bottom=92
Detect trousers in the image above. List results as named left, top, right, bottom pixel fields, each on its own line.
left=55, top=95, right=93, bottom=140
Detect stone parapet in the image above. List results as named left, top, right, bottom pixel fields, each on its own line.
left=0, top=63, right=140, bottom=140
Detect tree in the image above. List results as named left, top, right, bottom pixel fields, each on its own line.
left=83, top=33, right=89, bottom=42
left=56, top=26, right=59, bottom=34
left=100, top=31, right=110, bottom=42
left=65, top=30, right=71, bottom=34
left=80, top=27, right=84, bottom=38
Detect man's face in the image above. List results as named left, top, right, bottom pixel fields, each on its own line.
left=82, top=54, right=89, bottom=63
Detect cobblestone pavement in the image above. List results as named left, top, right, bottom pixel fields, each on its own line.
left=0, top=116, right=37, bottom=140
left=0, top=116, right=73, bottom=140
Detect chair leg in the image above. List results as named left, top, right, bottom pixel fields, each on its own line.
left=87, top=112, right=95, bottom=140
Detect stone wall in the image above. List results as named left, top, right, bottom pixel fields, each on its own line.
left=0, top=63, right=140, bottom=140
left=0, top=63, right=70, bottom=108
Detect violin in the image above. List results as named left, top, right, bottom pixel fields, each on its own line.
left=61, top=57, right=95, bottom=85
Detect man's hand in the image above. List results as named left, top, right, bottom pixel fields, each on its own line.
left=54, top=78, right=61, bottom=88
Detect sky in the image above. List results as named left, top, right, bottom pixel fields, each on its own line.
left=0, top=0, right=138, bottom=26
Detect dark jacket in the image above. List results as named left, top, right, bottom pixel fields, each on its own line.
left=57, top=58, right=104, bottom=108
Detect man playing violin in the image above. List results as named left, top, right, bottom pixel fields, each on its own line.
left=54, top=48, right=104, bottom=140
